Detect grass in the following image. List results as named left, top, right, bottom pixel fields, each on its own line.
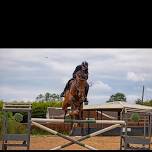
left=31, top=128, right=70, bottom=136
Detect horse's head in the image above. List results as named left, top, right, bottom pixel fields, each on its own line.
left=77, top=70, right=87, bottom=80
left=76, top=70, right=87, bottom=80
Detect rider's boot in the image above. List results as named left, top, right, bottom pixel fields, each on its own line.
left=60, top=91, right=65, bottom=97
left=84, top=97, right=88, bottom=105
left=60, top=80, right=71, bottom=97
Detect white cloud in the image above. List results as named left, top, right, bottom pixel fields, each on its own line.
left=0, top=86, right=37, bottom=101
left=88, top=95, right=110, bottom=104
left=88, top=81, right=112, bottom=104
left=90, top=81, right=112, bottom=93
left=47, top=61, right=75, bottom=74
left=1, top=49, right=152, bottom=77
left=126, top=94, right=139, bottom=103
left=89, top=49, right=152, bottom=80
left=0, top=85, right=61, bottom=102
left=127, top=72, right=146, bottom=82
left=0, top=49, right=152, bottom=103
left=147, top=88, right=152, bottom=92
left=61, top=76, right=71, bottom=84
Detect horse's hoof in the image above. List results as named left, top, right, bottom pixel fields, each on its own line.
left=73, top=123, right=78, bottom=128
left=69, top=112, right=73, bottom=116
left=73, top=110, right=79, bottom=115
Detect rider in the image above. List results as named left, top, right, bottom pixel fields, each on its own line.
left=60, top=61, right=89, bottom=104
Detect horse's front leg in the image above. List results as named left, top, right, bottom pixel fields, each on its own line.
left=68, top=95, right=76, bottom=116
left=64, top=109, right=67, bottom=119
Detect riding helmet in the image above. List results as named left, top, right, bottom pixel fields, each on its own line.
left=82, top=61, right=88, bottom=68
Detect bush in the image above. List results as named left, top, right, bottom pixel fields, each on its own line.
left=7, top=119, right=26, bottom=134
left=14, top=113, right=23, bottom=122
left=0, top=100, right=63, bottom=136
left=31, top=101, right=62, bottom=118
left=0, top=100, right=3, bottom=110
left=130, top=113, right=140, bottom=122
left=136, top=99, right=152, bottom=106
left=0, top=113, right=3, bottom=139
left=0, top=111, right=27, bottom=139
left=0, top=100, right=62, bottom=119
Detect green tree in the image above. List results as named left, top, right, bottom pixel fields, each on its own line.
left=0, top=100, right=3, bottom=110
left=130, top=113, right=140, bottom=125
left=106, top=92, right=126, bottom=103
left=135, top=98, right=143, bottom=105
left=136, top=99, right=152, bottom=106
left=36, top=94, right=44, bottom=102
left=51, top=93, right=60, bottom=101
left=45, top=92, right=51, bottom=101
left=36, top=93, right=62, bottom=102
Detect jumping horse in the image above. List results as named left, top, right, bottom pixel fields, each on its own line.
left=62, top=70, right=88, bottom=134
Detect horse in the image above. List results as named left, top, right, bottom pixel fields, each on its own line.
left=62, top=69, right=88, bottom=121
left=62, top=70, right=87, bottom=134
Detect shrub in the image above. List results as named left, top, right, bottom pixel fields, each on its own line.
left=0, top=100, right=3, bottom=110
left=14, top=113, right=23, bottom=122
left=130, top=113, right=140, bottom=122
left=0, top=100, right=63, bottom=136
left=31, top=101, right=62, bottom=118
left=0, top=111, right=27, bottom=139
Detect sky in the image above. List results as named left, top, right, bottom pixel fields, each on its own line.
left=0, top=49, right=152, bottom=104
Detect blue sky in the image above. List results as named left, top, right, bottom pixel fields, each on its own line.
left=0, top=49, right=152, bottom=104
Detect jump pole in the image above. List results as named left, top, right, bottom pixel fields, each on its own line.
left=31, top=118, right=126, bottom=125
left=32, top=121, right=96, bottom=150
left=51, top=124, right=122, bottom=150
left=32, top=119, right=126, bottom=150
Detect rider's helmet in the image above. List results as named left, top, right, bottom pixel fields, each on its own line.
left=81, top=61, right=88, bottom=70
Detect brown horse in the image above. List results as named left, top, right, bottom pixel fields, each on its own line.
left=62, top=70, right=87, bottom=120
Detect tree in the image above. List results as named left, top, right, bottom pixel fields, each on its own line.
left=136, top=99, right=152, bottom=107
left=106, top=92, right=127, bottom=103
left=135, top=98, right=143, bottom=105
left=50, top=93, right=61, bottom=101
left=130, top=113, right=140, bottom=125
left=35, top=93, right=62, bottom=102
left=45, top=92, right=51, bottom=101
left=35, top=94, right=45, bottom=102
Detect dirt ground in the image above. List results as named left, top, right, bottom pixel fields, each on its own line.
left=0, top=135, right=135, bottom=150
left=0, top=135, right=151, bottom=150
left=30, top=136, right=121, bottom=150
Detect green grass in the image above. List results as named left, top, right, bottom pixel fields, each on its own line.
left=31, top=128, right=70, bottom=136
left=31, top=128, right=51, bottom=135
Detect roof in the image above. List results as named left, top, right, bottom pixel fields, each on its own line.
left=83, top=102, right=123, bottom=110
left=83, top=101, right=152, bottom=112
left=55, top=101, right=152, bottom=113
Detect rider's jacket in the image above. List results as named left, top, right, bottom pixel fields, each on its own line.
left=72, top=65, right=88, bottom=80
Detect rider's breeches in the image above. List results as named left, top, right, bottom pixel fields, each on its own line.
left=63, top=78, right=74, bottom=92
